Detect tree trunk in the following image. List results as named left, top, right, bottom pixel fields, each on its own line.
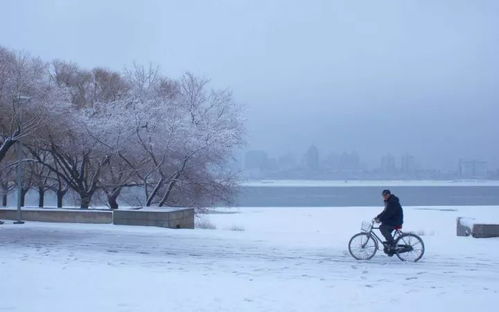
left=107, top=195, right=119, bottom=210
left=159, top=179, right=178, bottom=207
left=0, top=138, right=16, bottom=164
left=56, top=190, right=66, bottom=208
left=80, top=194, right=91, bottom=209
left=2, top=193, right=7, bottom=207
left=38, top=188, right=45, bottom=208
left=20, top=188, right=28, bottom=207
left=107, top=188, right=122, bottom=210
left=145, top=178, right=165, bottom=207
left=159, top=171, right=184, bottom=207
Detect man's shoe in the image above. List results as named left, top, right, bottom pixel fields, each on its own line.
left=383, top=243, right=395, bottom=257
left=387, top=247, right=395, bottom=257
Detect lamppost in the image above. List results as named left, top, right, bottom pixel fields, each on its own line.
left=14, top=95, right=31, bottom=225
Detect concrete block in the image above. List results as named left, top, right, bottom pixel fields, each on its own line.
left=112, top=208, right=194, bottom=229
left=472, top=224, right=499, bottom=238
left=457, top=217, right=473, bottom=237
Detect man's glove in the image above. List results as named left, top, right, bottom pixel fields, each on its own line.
left=374, top=218, right=380, bottom=224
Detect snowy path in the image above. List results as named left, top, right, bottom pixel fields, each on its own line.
left=1, top=206, right=499, bottom=311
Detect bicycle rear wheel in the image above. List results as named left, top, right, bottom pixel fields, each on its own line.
left=348, top=233, right=378, bottom=260
left=395, top=233, right=425, bottom=262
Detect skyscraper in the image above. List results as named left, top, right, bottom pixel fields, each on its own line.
left=304, top=145, right=320, bottom=171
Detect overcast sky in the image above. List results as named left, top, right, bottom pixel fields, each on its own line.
left=1, top=0, right=498, bottom=169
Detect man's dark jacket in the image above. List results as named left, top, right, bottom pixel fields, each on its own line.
left=377, top=195, right=403, bottom=226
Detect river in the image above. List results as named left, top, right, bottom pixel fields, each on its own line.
left=232, top=180, right=499, bottom=207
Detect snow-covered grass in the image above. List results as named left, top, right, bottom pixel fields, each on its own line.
left=195, top=215, right=218, bottom=230
left=1, top=206, right=499, bottom=312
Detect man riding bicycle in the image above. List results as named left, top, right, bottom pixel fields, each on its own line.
left=374, top=189, right=404, bottom=256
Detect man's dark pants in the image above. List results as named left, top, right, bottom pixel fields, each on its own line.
left=380, top=224, right=396, bottom=246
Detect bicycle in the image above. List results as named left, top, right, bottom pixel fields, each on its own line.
left=348, top=220, right=425, bottom=262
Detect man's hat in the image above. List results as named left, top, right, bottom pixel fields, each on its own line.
left=382, top=189, right=391, bottom=196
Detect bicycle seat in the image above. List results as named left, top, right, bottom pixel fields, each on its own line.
left=394, top=225, right=402, bottom=230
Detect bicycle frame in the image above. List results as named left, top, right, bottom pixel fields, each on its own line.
left=362, top=222, right=403, bottom=248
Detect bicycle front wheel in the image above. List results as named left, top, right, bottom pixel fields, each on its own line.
left=348, top=233, right=378, bottom=260
left=395, top=233, right=425, bottom=262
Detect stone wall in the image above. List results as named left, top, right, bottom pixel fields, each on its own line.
left=113, top=208, right=194, bottom=229
left=0, top=208, right=112, bottom=224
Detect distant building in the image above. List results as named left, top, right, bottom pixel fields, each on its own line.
left=490, top=168, right=499, bottom=179
left=400, top=154, right=416, bottom=174
left=380, top=154, right=397, bottom=173
left=304, top=145, right=320, bottom=170
left=338, top=152, right=360, bottom=171
left=261, top=157, right=279, bottom=171
left=323, top=152, right=339, bottom=170
left=458, top=160, right=487, bottom=178
left=278, top=154, right=297, bottom=171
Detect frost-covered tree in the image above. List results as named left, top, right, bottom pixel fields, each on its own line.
left=0, top=155, right=16, bottom=207
left=0, top=47, right=46, bottom=163
left=26, top=151, right=54, bottom=208
left=117, top=67, right=244, bottom=207
left=86, top=106, right=141, bottom=210
left=0, top=46, right=70, bottom=209
left=1, top=45, right=244, bottom=209
left=47, top=159, right=69, bottom=208
left=29, top=62, right=117, bottom=209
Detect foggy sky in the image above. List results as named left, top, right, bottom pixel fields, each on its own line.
left=1, top=0, right=498, bottom=169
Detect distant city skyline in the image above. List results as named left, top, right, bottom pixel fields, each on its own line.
left=241, top=145, right=494, bottom=180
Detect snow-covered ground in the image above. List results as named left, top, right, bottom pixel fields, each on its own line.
left=1, top=206, right=499, bottom=311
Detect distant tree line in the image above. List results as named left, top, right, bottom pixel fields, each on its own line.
left=0, top=46, right=244, bottom=209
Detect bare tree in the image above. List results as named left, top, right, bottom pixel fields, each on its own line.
left=154, top=74, right=243, bottom=207
left=91, top=130, right=142, bottom=209
left=31, top=63, right=133, bottom=209
left=26, top=62, right=108, bottom=209
left=27, top=150, right=54, bottom=207
left=120, top=67, right=244, bottom=207
left=29, top=132, right=110, bottom=209
left=48, top=158, right=69, bottom=208
left=2, top=46, right=245, bottom=211
left=0, top=158, right=16, bottom=207
left=80, top=67, right=135, bottom=209
left=0, top=47, right=46, bottom=163
left=99, top=154, right=140, bottom=209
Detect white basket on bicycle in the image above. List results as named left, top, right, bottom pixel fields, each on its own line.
left=361, top=221, right=373, bottom=232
